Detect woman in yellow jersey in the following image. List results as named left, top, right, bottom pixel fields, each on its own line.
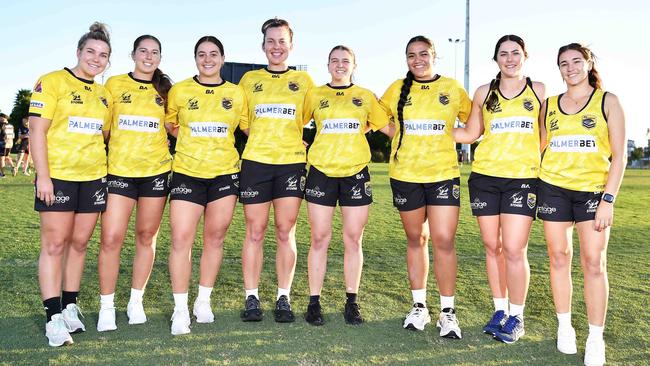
left=96, top=35, right=173, bottom=332
left=165, top=36, right=246, bottom=335
left=28, top=22, right=112, bottom=347
left=538, top=44, right=625, bottom=366
left=238, top=18, right=314, bottom=323
left=380, top=36, right=471, bottom=338
left=454, top=35, right=545, bottom=343
left=302, top=45, right=389, bottom=326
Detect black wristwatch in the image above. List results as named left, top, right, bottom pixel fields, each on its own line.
left=602, top=193, right=615, bottom=203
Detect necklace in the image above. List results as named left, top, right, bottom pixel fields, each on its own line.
left=564, top=88, right=593, bottom=107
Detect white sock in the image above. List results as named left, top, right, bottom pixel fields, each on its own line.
left=245, top=288, right=259, bottom=300
left=493, top=297, right=508, bottom=312
left=197, top=285, right=213, bottom=302
left=509, top=303, right=524, bottom=318
left=100, top=293, right=115, bottom=309
left=440, top=295, right=455, bottom=310
left=588, top=324, right=604, bottom=340
left=556, top=312, right=572, bottom=329
left=277, top=287, right=290, bottom=301
left=129, top=288, right=144, bottom=303
left=173, top=293, right=188, bottom=311
left=411, top=289, right=427, bottom=306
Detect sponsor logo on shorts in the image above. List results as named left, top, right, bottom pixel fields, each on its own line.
left=452, top=184, right=460, bottom=199
left=254, top=104, right=296, bottom=120
left=306, top=185, right=325, bottom=198
left=489, top=116, right=535, bottom=134
left=218, top=185, right=231, bottom=192
left=537, top=203, right=557, bottom=215
left=521, top=183, right=530, bottom=189
left=118, top=115, right=160, bottom=132
left=321, top=118, right=360, bottom=134
left=364, top=181, right=372, bottom=197
left=30, top=100, right=45, bottom=109
left=527, top=193, right=537, bottom=209
left=434, top=184, right=448, bottom=199
left=404, top=119, right=446, bottom=136
left=54, top=190, right=71, bottom=204
left=171, top=183, right=192, bottom=195
left=300, top=176, right=306, bottom=191
left=233, top=181, right=239, bottom=188
left=509, top=191, right=524, bottom=208
left=439, top=93, right=450, bottom=105
left=68, top=116, right=103, bottom=135
left=240, top=187, right=259, bottom=199
left=470, top=198, right=487, bottom=210
left=152, top=178, right=166, bottom=191
left=285, top=175, right=298, bottom=191
left=585, top=199, right=599, bottom=213
left=549, top=135, right=597, bottom=153
left=108, top=179, right=129, bottom=189
left=356, top=173, right=365, bottom=179
left=93, top=189, right=106, bottom=205
left=231, top=174, right=238, bottom=180
left=394, top=194, right=407, bottom=206
left=189, top=122, right=228, bottom=137
left=350, top=184, right=362, bottom=200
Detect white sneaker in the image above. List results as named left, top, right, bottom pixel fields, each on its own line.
left=436, top=308, right=462, bottom=339
left=557, top=326, right=577, bottom=354
left=584, top=337, right=606, bottom=366
left=170, top=308, right=191, bottom=335
left=45, top=314, right=73, bottom=347
left=193, top=299, right=214, bottom=323
left=97, top=307, right=117, bottom=332
left=403, top=303, right=431, bottom=331
left=127, top=300, right=147, bottom=325
left=61, top=304, right=86, bottom=333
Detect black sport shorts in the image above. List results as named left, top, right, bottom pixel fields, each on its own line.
left=169, top=171, right=238, bottom=206
left=107, top=172, right=170, bottom=200
left=305, top=166, right=372, bottom=207
left=467, top=172, right=537, bottom=218
left=536, top=180, right=602, bottom=223
left=239, top=159, right=306, bottom=204
left=390, top=177, right=460, bottom=211
left=34, top=176, right=108, bottom=213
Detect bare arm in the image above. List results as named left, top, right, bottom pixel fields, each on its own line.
left=539, top=99, right=548, bottom=152
left=165, top=122, right=179, bottom=138
left=453, top=85, right=488, bottom=143
left=594, top=93, right=627, bottom=232
left=29, top=116, right=54, bottom=206
left=377, top=122, right=395, bottom=139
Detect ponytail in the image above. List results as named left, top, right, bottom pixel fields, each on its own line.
left=393, top=71, right=414, bottom=161
left=485, top=72, right=502, bottom=113
left=151, top=68, right=172, bottom=106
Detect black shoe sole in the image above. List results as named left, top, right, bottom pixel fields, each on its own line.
left=404, top=324, right=419, bottom=331
left=305, top=318, right=324, bottom=326
left=345, top=319, right=363, bottom=325
left=274, top=311, right=295, bottom=323
left=441, top=331, right=461, bottom=339
left=241, top=311, right=263, bottom=322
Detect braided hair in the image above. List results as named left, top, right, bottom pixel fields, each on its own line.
left=485, top=35, right=527, bottom=112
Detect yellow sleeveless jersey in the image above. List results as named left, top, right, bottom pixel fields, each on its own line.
left=381, top=75, right=471, bottom=183
left=304, top=84, right=389, bottom=177
left=28, top=68, right=111, bottom=181
left=105, top=73, right=172, bottom=177
left=239, top=68, right=314, bottom=164
left=166, top=77, right=246, bottom=179
left=540, top=89, right=610, bottom=192
left=472, top=78, right=541, bottom=179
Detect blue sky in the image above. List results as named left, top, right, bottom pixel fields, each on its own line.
left=1, top=0, right=648, bottom=145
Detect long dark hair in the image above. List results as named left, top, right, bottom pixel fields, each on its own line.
left=557, top=43, right=602, bottom=89
left=132, top=35, right=172, bottom=103
left=393, top=36, right=434, bottom=161
left=485, top=35, right=527, bottom=112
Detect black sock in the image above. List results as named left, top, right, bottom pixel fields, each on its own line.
left=309, top=295, right=320, bottom=305
left=346, top=292, right=357, bottom=304
left=61, top=291, right=79, bottom=308
left=43, top=297, right=61, bottom=322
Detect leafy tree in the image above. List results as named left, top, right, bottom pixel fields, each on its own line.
left=9, top=88, right=32, bottom=132
left=630, top=147, right=644, bottom=161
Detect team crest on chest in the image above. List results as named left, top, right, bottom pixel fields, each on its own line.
left=222, top=97, right=233, bottom=110
left=582, top=115, right=597, bottom=129
left=155, top=95, right=164, bottom=106
left=439, top=93, right=450, bottom=106
left=70, top=91, right=83, bottom=104
left=405, top=95, right=413, bottom=107
left=120, top=92, right=132, bottom=104
left=187, top=97, right=199, bottom=110
left=352, top=97, right=363, bottom=107
left=288, top=81, right=300, bottom=92
left=253, top=82, right=263, bottom=93
left=523, top=98, right=534, bottom=111
left=549, top=118, right=559, bottom=131
left=319, top=99, right=329, bottom=110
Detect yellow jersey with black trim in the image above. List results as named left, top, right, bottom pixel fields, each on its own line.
left=239, top=68, right=314, bottom=164
left=105, top=73, right=172, bottom=177
left=28, top=68, right=111, bottom=181
left=166, top=77, right=246, bottom=179
left=472, top=78, right=541, bottom=179
left=540, top=89, right=610, bottom=192
left=304, top=84, right=389, bottom=177
left=381, top=75, right=471, bottom=183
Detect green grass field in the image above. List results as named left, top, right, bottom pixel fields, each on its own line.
left=0, top=165, right=648, bottom=365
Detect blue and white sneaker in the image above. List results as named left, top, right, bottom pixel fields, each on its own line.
left=483, top=310, right=507, bottom=335
left=494, top=315, right=525, bottom=343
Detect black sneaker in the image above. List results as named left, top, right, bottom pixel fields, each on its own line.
left=274, top=295, right=295, bottom=323
left=344, top=302, right=363, bottom=325
left=305, top=302, right=324, bottom=326
left=241, top=295, right=263, bottom=322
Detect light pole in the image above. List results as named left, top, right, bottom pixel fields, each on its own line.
left=448, top=38, right=465, bottom=81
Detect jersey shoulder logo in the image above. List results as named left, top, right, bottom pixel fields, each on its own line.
left=319, top=99, right=329, bottom=110
left=253, top=82, right=263, bottom=93
left=288, top=81, right=300, bottom=92
left=187, top=97, right=199, bottom=110
left=523, top=98, right=534, bottom=111
left=222, top=97, right=233, bottom=110
left=439, top=93, right=450, bottom=105
left=352, top=97, right=363, bottom=107
left=582, top=115, right=596, bottom=129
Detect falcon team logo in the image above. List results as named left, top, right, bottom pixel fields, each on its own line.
left=439, top=93, right=450, bottom=105
left=582, top=115, right=597, bottom=129
left=288, top=81, right=300, bottom=92
left=319, top=99, right=330, bottom=110
left=33, top=80, right=42, bottom=93
left=523, top=98, right=534, bottom=111
left=527, top=193, right=537, bottom=209
left=100, top=96, right=109, bottom=108
left=350, top=184, right=362, bottom=200
left=253, top=82, right=263, bottom=93
left=187, top=97, right=199, bottom=110
left=352, top=97, right=363, bottom=107
left=222, top=97, right=233, bottom=110
left=152, top=178, right=166, bottom=191
left=155, top=95, right=164, bottom=106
